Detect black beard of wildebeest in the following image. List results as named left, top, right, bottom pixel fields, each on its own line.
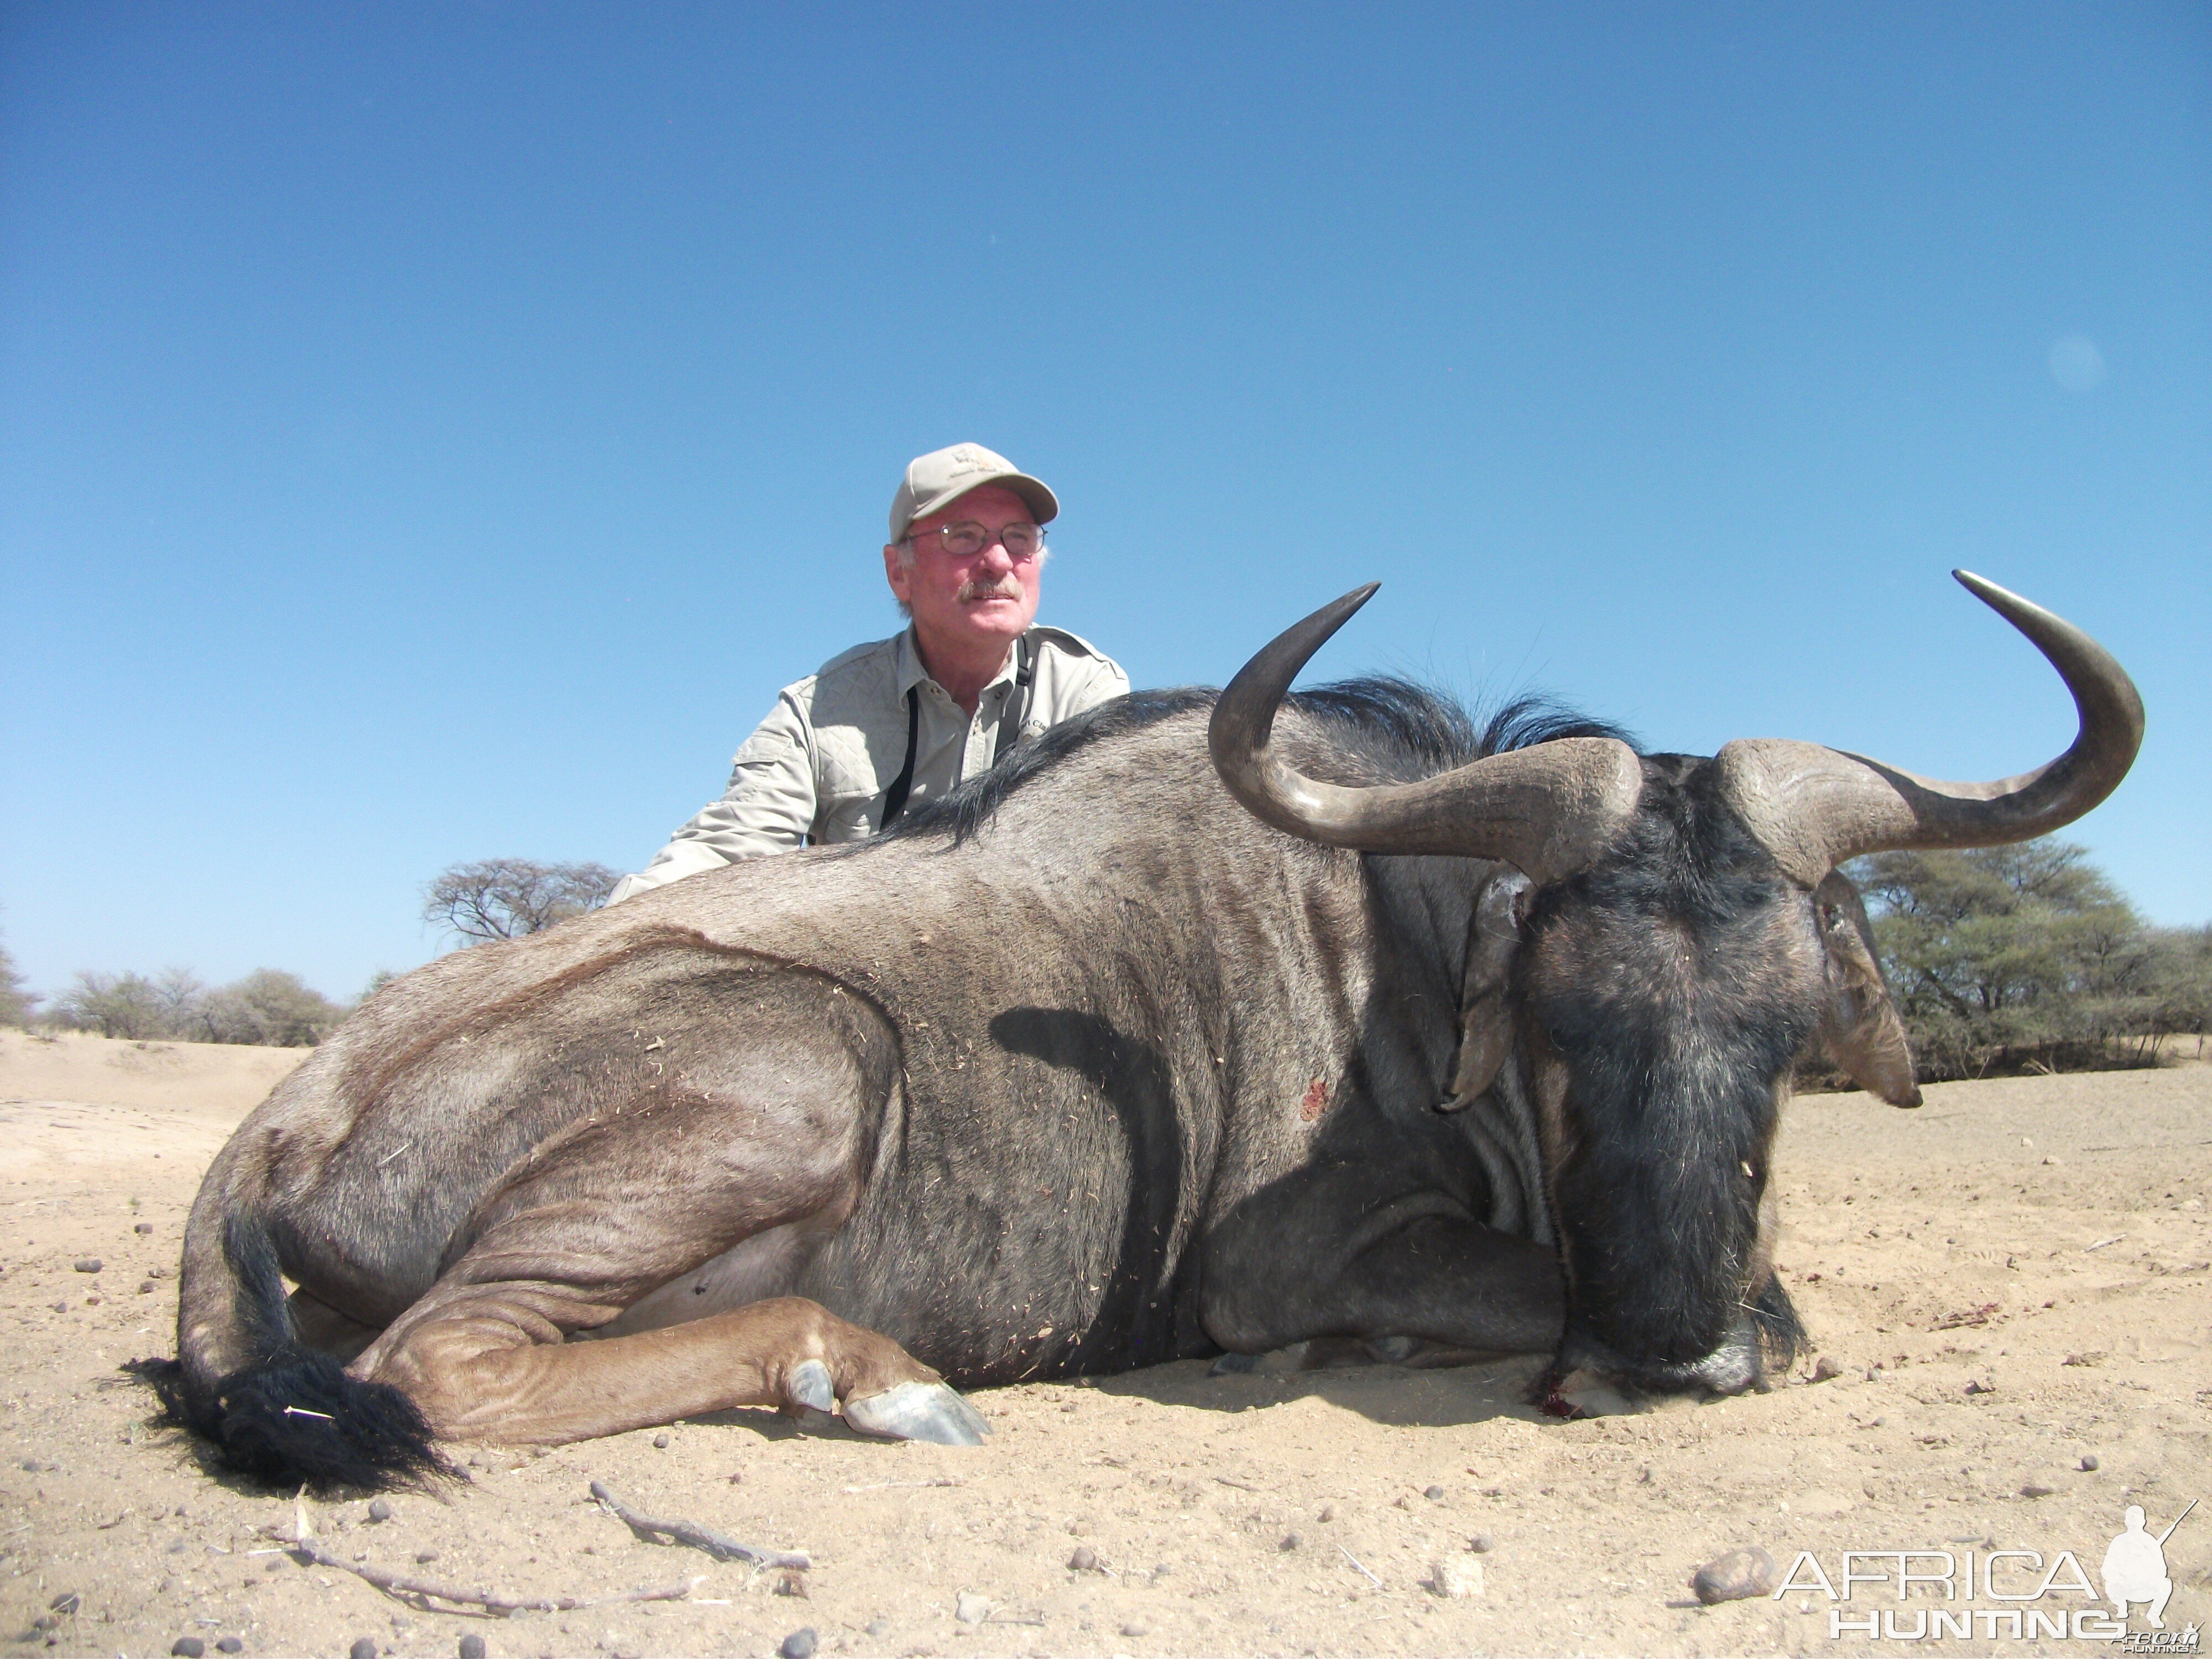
left=147, top=571, right=2138, bottom=1489
left=1520, top=757, right=1819, bottom=1397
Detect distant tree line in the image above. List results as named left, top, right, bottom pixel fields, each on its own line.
left=1846, top=838, right=2211, bottom=1082
left=0, top=859, right=620, bottom=1046
left=41, top=966, right=349, bottom=1047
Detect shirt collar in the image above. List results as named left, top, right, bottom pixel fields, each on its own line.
left=895, top=625, right=1024, bottom=701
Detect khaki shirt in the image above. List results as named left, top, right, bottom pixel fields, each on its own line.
left=608, top=625, right=1129, bottom=901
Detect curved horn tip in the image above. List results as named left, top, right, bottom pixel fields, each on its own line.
left=1326, top=581, right=1382, bottom=624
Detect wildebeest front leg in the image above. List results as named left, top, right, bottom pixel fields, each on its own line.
left=1199, top=1164, right=1563, bottom=1359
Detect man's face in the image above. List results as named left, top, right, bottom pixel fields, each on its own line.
left=883, top=482, right=1044, bottom=658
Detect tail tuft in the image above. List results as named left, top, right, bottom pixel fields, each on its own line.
left=210, top=1349, right=458, bottom=1492
left=131, top=1348, right=457, bottom=1493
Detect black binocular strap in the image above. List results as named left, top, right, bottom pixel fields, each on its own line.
left=879, top=632, right=1035, bottom=832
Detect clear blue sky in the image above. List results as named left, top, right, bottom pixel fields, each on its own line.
left=3, top=3, right=2206, bottom=1003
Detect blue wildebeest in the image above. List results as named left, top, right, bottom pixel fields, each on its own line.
left=155, top=572, right=2140, bottom=1488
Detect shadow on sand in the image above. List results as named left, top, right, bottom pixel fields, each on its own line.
left=1073, top=1351, right=1556, bottom=1430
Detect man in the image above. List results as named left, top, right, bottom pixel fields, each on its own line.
left=609, top=444, right=1128, bottom=902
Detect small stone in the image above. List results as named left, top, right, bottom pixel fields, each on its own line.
left=1428, top=1555, right=1485, bottom=1598
left=864, top=1619, right=891, bottom=1638
left=46, top=1594, right=78, bottom=1617
left=1119, top=1622, right=1147, bottom=1639
left=1807, top=1356, right=1843, bottom=1384
left=216, top=1640, right=243, bottom=1654
left=1964, top=1379, right=1993, bottom=1395
left=74, top=1258, right=102, bottom=1274
left=775, top=1571, right=808, bottom=1598
left=1067, top=1545, right=1098, bottom=1571
left=778, top=1630, right=818, bottom=1659
left=1425, top=1484, right=1446, bottom=1501
left=1317, top=1504, right=1335, bottom=1522
left=1208, top=1352, right=1259, bottom=1376
left=458, top=1639, right=486, bottom=1659
left=1277, top=1532, right=1301, bottom=1552
left=415, top=1550, right=438, bottom=1565
left=135, top=1222, right=154, bottom=1234
left=1692, top=1546, right=1778, bottom=1605
left=2080, top=1453, right=2100, bottom=1472
left=138, top=1281, right=156, bottom=1294
left=50, top=1300, right=67, bottom=1313
left=1468, top=1533, right=1494, bottom=1553
left=651, top=1432, right=670, bottom=1449
left=170, top=1640, right=205, bottom=1658
left=349, top=1642, right=378, bottom=1659
left=954, top=1592, right=991, bottom=1625
left=20, top=1458, right=38, bottom=1470
left=366, top=1498, right=392, bottom=1522
left=2020, top=1483, right=2054, bottom=1498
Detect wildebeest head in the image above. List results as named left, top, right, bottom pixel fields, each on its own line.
left=1211, top=572, right=2142, bottom=1397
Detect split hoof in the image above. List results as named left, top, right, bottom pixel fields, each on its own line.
left=843, top=1380, right=990, bottom=1446
left=787, top=1358, right=835, bottom=1413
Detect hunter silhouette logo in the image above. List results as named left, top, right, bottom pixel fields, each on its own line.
left=2105, top=1501, right=2193, bottom=1630
left=1779, top=1497, right=2199, bottom=1643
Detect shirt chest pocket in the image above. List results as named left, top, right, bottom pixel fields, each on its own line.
left=813, top=742, right=886, bottom=842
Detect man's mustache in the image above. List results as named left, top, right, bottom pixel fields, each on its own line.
left=957, top=578, right=1024, bottom=602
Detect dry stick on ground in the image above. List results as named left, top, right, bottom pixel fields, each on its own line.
left=287, top=1539, right=700, bottom=1616
left=589, top=1480, right=812, bottom=1569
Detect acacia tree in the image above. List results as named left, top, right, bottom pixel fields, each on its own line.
left=422, top=858, right=619, bottom=945
left=1848, top=839, right=2192, bottom=1078
left=0, top=931, right=43, bottom=1029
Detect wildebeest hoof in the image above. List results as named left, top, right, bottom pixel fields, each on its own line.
left=843, top=1381, right=989, bottom=1445
left=787, top=1359, right=836, bottom=1413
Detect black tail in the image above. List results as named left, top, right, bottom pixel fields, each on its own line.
left=135, top=1214, right=457, bottom=1493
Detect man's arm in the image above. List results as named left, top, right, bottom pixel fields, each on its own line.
left=606, top=693, right=820, bottom=903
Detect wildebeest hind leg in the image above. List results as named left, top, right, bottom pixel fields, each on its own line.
left=344, top=992, right=986, bottom=1447
left=355, top=1289, right=979, bottom=1447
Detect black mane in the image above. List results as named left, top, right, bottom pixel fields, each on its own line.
left=879, top=679, right=1635, bottom=850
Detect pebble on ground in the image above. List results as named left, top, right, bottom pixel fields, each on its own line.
left=1692, top=1545, right=1778, bottom=1605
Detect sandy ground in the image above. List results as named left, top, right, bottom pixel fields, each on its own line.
left=2, top=1027, right=2206, bottom=1658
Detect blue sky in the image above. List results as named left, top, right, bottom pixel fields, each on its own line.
left=3, top=3, right=2206, bottom=1001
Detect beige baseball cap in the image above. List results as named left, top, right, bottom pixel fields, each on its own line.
left=888, top=442, right=1059, bottom=542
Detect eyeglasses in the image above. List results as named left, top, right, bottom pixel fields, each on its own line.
left=901, top=520, right=1046, bottom=560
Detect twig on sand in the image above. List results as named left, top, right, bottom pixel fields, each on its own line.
left=589, top=1480, right=811, bottom=1569
left=1338, top=1545, right=1385, bottom=1590
left=281, top=1486, right=702, bottom=1616
left=291, top=1538, right=700, bottom=1616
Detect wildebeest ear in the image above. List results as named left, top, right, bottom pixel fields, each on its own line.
left=1811, top=871, right=1922, bottom=1108
left=1439, top=870, right=1530, bottom=1109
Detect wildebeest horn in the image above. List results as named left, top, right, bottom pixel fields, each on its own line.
left=1209, top=586, right=1645, bottom=884
left=1713, top=571, right=2145, bottom=888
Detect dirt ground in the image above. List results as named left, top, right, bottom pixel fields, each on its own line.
left=2, top=1027, right=2205, bottom=1658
